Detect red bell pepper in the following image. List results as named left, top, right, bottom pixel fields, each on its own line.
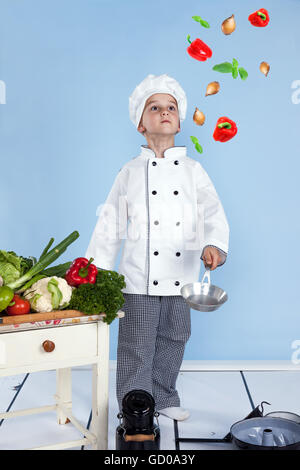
left=6, top=294, right=31, bottom=315
left=187, top=35, right=212, bottom=61
left=248, top=8, right=270, bottom=27
left=65, top=257, right=98, bottom=287
left=213, top=117, right=238, bottom=142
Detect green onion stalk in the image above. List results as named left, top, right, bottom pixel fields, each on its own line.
left=6, top=231, right=79, bottom=291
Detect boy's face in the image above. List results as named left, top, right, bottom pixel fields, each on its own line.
left=137, top=93, right=181, bottom=136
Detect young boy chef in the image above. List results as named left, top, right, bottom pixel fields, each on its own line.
left=85, top=74, right=229, bottom=421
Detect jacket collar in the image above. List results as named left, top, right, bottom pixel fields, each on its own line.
left=140, top=144, right=187, bottom=160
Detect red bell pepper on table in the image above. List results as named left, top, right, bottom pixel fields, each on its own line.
left=187, top=35, right=212, bottom=61
left=248, top=8, right=270, bottom=27
left=213, top=117, right=238, bottom=142
left=65, top=257, right=98, bottom=287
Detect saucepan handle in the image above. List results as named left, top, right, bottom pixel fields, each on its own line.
left=200, top=267, right=211, bottom=285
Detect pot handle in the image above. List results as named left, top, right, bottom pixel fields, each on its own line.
left=260, top=401, right=271, bottom=415
left=200, top=267, right=211, bottom=285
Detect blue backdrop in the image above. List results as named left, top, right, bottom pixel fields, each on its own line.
left=1, top=0, right=299, bottom=361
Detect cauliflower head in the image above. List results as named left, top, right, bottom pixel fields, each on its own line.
left=24, top=276, right=73, bottom=313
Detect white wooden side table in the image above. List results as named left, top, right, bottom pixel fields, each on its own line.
left=0, top=314, right=111, bottom=450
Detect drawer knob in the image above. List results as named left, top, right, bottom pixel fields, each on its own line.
left=42, top=340, right=55, bottom=353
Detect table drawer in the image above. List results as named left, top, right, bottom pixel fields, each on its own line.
left=0, top=323, right=98, bottom=368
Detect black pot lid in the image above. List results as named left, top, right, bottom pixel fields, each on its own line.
left=230, top=417, right=300, bottom=448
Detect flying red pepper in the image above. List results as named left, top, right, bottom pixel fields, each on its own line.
left=187, top=35, right=212, bottom=61
left=65, top=257, right=98, bottom=287
left=213, top=117, right=238, bottom=142
left=248, top=8, right=270, bottom=27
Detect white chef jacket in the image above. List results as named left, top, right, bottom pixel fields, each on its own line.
left=85, top=145, right=229, bottom=295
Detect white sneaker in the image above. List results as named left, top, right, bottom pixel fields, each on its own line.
left=158, top=407, right=190, bottom=421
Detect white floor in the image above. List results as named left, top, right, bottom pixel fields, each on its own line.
left=0, top=363, right=300, bottom=450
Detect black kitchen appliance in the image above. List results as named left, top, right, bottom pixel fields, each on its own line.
left=115, top=389, right=160, bottom=450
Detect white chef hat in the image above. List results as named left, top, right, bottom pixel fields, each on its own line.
left=129, top=73, right=187, bottom=128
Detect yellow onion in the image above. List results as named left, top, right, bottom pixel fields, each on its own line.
left=205, top=81, right=220, bottom=96
left=193, top=108, right=205, bottom=126
left=221, top=14, right=236, bottom=35
left=260, top=61, right=270, bottom=77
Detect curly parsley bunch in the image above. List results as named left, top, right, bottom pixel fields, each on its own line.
left=68, top=269, right=126, bottom=324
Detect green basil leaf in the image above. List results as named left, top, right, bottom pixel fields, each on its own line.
left=192, top=16, right=210, bottom=28
left=195, top=143, right=203, bottom=154
left=232, top=67, right=238, bottom=79
left=212, top=62, right=233, bottom=73
left=232, top=58, right=238, bottom=68
left=200, top=19, right=210, bottom=28
left=190, top=136, right=199, bottom=145
left=238, top=67, right=248, bottom=80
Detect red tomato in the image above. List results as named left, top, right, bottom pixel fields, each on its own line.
left=6, top=294, right=31, bottom=315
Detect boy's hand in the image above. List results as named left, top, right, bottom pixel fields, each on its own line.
left=203, top=246, right=222, bottom=271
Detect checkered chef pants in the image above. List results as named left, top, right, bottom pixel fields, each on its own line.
left=116, top=294, right=191, bottom=411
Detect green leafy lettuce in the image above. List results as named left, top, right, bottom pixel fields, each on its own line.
left=0, top=250, right=33, bottom=285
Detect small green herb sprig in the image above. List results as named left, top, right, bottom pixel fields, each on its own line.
left=213, top=58, right=248, bottom=80
left=192, top=15, right=210, bottom=28
left=190, top=136, right=203, bottom=154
